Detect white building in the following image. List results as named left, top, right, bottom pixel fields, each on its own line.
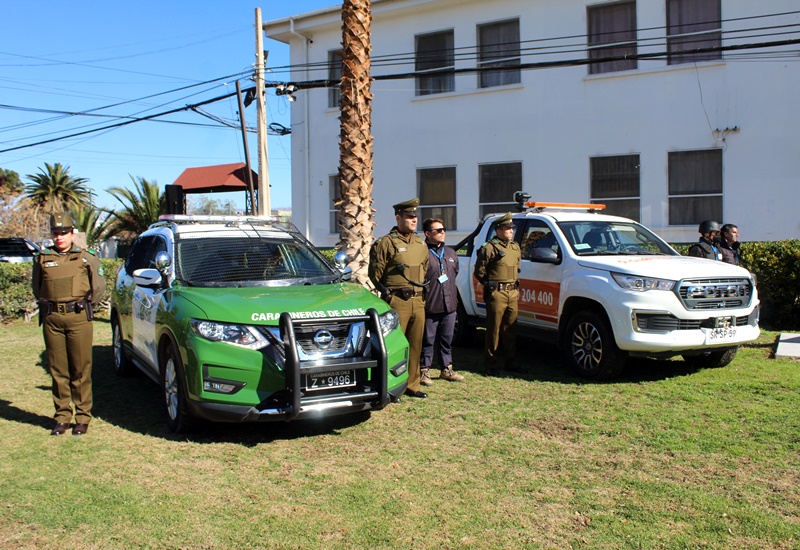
left=264, top=0, right=800, bottom=245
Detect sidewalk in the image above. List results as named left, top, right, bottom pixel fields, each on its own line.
left=775, top=333, right=800, bottom=359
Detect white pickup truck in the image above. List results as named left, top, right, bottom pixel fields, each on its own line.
left=454, top=200, right=760, bottom=379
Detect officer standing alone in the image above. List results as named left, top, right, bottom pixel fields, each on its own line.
left=33, top=213, right=105, bottom=435
left=369, top=198, right=429, bottom=398
left=473, top=213, right=521, bottom=374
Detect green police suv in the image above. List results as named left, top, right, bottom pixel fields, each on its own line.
left=111, top=215, right=409, bottom=432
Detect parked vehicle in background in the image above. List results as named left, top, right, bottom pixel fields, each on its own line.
left=0, top=238, right=40, bottom=263
left=110, top=215, right=409, bottom=433
left=454, top=197, right=760, bottom=380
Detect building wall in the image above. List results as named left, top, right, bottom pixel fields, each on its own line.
left=266, top=0, right=800, bottom=245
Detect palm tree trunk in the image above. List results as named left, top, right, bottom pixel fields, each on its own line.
left=336, top=0, right=374, bottom=287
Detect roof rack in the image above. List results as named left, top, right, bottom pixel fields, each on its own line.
left=524, top=202, right=606, bottom=213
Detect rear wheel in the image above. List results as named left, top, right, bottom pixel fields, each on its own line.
left=161, top=341, right=192, bottom=434
left=682, top=347, right=738, bottom=369
left=112, top=318, right=136, bottom=377
left=564, top=311, right=626, bottom=380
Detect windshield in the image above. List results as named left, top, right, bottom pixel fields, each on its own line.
left=558, top=221, right=677, bottom=256
left=176, top=236, right=336, bottom=287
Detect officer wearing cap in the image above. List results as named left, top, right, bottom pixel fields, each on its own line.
left=32, top=212, right=105, bottom=436
left=473, top=213, right=521, bottom=374
left=688, top=220, right=722, bottom=261
left=369, top=198, right=429, bottom=398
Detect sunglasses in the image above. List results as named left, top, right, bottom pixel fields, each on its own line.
left=401, top=212, right=418, bottom=219
left=51, top=229, right=72, bottom=236
left=428, top=227, right=446, bottom=234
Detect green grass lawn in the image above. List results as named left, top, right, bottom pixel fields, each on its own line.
left=0, top=314, right=797, bottom=549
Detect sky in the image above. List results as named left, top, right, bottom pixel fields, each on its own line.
left=1, top=1, right=338, bottom=212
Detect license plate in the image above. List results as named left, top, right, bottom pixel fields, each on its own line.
left=702, top=326, right=737, bottom=345
left=304, top=370, right=356, bottom=391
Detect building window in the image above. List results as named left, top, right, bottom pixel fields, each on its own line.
left=327, top=50, right=342, bottom=108
left=587, top=1, right=637, bottom=75
left=418, top=167, right=457, bottom=230
left=479, top=162, right=521, bottom=218
left=590, top=155, right=641, bottom=221
left=668, top=149, right=722, bottom=225
left=415, top=30, right=455, bottom=96
left=478, top=19, right=521, bottom=88
left=329, top=174, right=341, bottom=234
left=667, top=0, right=721, bottom=65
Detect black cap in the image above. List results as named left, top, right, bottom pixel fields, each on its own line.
left=493, top=212, right=514, bottom=228
left=393, top=198, right=420, bottom=215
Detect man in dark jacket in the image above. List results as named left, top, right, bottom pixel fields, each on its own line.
left=688, top=220, right=722, bottom=261
left=719, top=224, right=741, bottom=266
left=420, top=218, right=464, bottom=385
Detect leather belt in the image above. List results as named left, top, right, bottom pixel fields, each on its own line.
left=388, top=287, right=424, bottom=299
left=47, top=300, right=83, bottom=314
left=496, top=282, right=519, bottom=291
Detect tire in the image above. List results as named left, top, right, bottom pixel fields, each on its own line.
left=682, top=346, right=738, bottom=369
left=161, top=341, right=193, bottom=434
left=453, top=298, right=477, bottom=346
left=563, top=310, right=627, bottom=380
left=111, top=318, right=136, bottom=377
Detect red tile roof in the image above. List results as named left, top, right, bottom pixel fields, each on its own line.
left=172, top=163, right=258, bottom=193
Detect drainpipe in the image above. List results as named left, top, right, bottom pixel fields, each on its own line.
left=289, top=17, right=312, bottom=239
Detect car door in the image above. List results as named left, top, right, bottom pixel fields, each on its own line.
left=131, top=235, right=169, bottom=370
left=517, top=219, right=564, bottom=330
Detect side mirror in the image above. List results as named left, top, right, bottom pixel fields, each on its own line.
left=133, top=268, right=162, bottom=287
left=529, top=247, right=559, bottom=264
left=340, top=265, right=353, bottom=281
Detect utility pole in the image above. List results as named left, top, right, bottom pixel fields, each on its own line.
left=235, top=80, right=256, bottom=215
left=255, top=7, right=270, bottom=216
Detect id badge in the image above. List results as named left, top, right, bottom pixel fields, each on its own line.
left=438, top=273, right=449, bottom=283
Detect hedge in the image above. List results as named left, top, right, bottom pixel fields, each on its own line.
left=2, top=242, right=798, bottom=329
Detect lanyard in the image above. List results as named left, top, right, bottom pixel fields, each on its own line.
left=431, top=245, right=445, bottom=272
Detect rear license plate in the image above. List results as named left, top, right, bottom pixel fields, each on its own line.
left=304, top=370, right=356, bottom=391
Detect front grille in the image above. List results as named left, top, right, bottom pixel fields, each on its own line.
left=255, top=319, right=369, bottom=362
left=676, top=278, right=752, bottom=310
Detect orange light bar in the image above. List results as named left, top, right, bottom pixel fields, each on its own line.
left=524, top=202, right=606, bottom=210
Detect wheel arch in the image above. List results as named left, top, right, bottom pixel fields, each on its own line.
left=558, top=296, right=609, bottom=349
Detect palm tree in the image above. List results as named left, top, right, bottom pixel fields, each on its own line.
left=25, top=162, right=95, bottom=215
left=105, top=176, right=165, bottom=238
left=70, top=203, right=116, bottom=249
left=335, top=0, right=374, bottom=286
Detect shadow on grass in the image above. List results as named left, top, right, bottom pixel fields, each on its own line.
left=453, top=334, right=705, bottom=385
left=90, top=343, right=374, bottom=446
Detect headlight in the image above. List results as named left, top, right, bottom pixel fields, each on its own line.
left=190, top=319, right=269, bottom=350
left=611, top=272, right=675, bottom=292
left=378, top=309, right=400, bottom=336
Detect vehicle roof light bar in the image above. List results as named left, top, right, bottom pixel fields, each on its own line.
left=158, top=214, right=280, bottom=223
left=524, top=202, right=606, bottom=212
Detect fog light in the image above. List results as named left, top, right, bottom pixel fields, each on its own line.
left=203, top=377, right=245, bottom=394
left=390, top=360, right=407, bottom=377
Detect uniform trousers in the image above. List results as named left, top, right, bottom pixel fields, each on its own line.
left=421, top=310, right=456, bottom=370
left=390, top=294, right=425, bottom=392
left=43, top=310, right=93, bottom=424
left=484, top=288, right=518, bottom=370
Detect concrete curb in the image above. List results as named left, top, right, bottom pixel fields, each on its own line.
left=775, top=333, right=800, bottom=359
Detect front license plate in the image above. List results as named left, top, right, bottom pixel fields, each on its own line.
left=304, top=370, right=356, bottom=391
left=702, top=326, right=737, bottom=345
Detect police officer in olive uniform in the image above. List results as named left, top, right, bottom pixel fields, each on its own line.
left=473, top=213, right=521, bottom=374
left=369, top=198, right=429, bottom=398
left=33, top=213, right=105, bottom=436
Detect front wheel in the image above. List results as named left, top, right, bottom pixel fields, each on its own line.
left=563, top=311, right=627, bottom=380
left=161, top=341, right=192, bottom=433
left=682, top=347, right=738, bottom=369
left=453, top=298, right=478, bottom=347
